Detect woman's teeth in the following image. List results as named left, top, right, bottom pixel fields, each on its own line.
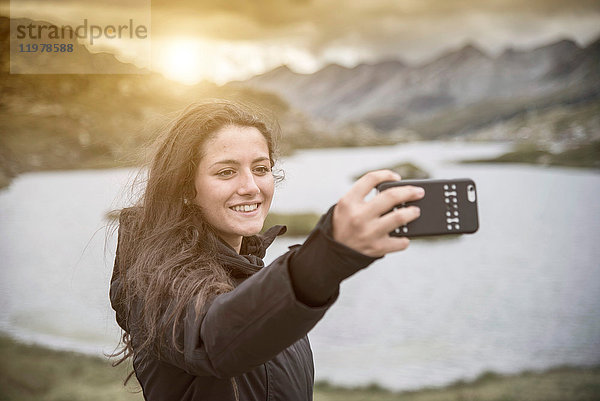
left=231, top=204, right=258, bottom=212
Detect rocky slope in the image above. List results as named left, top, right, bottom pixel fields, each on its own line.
left=0, top=16, right=341, bottom=188
left=241, top=38, right=600, bottom=139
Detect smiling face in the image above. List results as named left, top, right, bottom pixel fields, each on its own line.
left=193, top=125, right=275, bottom=253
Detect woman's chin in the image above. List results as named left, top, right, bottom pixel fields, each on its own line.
left=234, top=220, right=267, bottom=237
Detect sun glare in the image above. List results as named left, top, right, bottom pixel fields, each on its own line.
left=155, top=37, right=321, bottom=85
left=160, top=40, right=204, bottom=85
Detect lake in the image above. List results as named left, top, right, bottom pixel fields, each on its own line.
left=1, top=141, right=599, bottom=391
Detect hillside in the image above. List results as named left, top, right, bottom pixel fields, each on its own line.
left=2, top=15, right=599, bottom=188
left=240, top=38, right=600, bottom=141
left=2, top=16, right=394, bottom=188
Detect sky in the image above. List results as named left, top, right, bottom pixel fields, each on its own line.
left=4, top=0, right=600, bottom=84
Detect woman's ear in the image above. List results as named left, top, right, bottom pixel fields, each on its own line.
left=183, top=183, right=197, bottom=206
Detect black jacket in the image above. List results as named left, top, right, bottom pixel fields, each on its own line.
left=110, top=206, right=377, bottom=400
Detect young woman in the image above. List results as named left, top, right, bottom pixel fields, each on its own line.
left=110, top=99, right=424, bottom=400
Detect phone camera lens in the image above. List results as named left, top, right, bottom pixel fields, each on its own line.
left=467, top=185, right=476, bottom=202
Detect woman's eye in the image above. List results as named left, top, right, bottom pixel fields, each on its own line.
left=216, top=169, right=235, bottom=177
left=253, top=166, right=271, bottom=175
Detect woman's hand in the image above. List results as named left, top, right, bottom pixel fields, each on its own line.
left=332, top=170, right=425, bottom=257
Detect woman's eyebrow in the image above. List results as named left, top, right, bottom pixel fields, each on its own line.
left=211, top=159, right=239, bottom=168
left=210, top=157, right=270, bottom=168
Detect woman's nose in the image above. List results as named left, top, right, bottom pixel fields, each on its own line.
left=237, top=170, right=260, bottom=196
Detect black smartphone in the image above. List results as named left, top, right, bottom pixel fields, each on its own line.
left=376, top=178, right=479, bottom=237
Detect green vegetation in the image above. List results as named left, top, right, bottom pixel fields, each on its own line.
left=263, top=212, right=321, bottom=236
left=0, top=335, right=142, bottom=401
left=0, top=68, right=293, bottom=190
left=461, top=140, right=600, bottom=168
left=353, top=162, right=430, bottom=181
left=551, top=141, right=600, bottom=168
left=1, top=335, right=600, bottom=401
left=314, top=366, right=600, bottom=401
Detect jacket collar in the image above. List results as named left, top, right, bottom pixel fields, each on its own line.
left=216, top=225, right=287, bottom=278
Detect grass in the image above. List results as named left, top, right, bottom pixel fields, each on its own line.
left=263, top=212, right=321, bottom=236
left=353, top=162, right=430, bottom=181
left=461, top=140, right=600, bottom=169
left=1, top=334, right=599, bottom=401
left=0, top=335, right=142, bottom=401
left=314, top=367, right=600, bottom=401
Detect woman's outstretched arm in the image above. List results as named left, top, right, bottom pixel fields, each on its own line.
left=289, top=169, right=424, bottom=306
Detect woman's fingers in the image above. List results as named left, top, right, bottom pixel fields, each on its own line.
left=341, top=230, right=413, bottom=257
left=343, top=170, right=401, bottom=204
left=348, top=207, right=420, bottom=256
left=375, top=236, right=411, bottom=254
left=375, top=205, right=421, bottom=236
left=366, top=185, right=425, bottom=218
left=332, top=169, right=428, bottom=257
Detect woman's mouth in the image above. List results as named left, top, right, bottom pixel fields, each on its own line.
left=230, top=203, right=260, bottom=213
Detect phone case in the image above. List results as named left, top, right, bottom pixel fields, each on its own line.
left=376, top=178, right=479, bottom=237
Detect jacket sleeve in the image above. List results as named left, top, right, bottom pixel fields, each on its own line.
left=117, top=206, right=378, bottom=379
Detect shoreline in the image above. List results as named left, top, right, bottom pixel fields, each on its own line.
left=1, top=334, right=599, bottom=401
left=0, top=326, right=119, bottom=357
left=2, top=139, right=598, bottom=191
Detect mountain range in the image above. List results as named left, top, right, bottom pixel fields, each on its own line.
left=1, top=14, right=599, bottom=187
left=240, top=38, right=600, bottom=139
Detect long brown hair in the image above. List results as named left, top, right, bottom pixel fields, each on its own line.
left=110, top=99, right=280, bottom=380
